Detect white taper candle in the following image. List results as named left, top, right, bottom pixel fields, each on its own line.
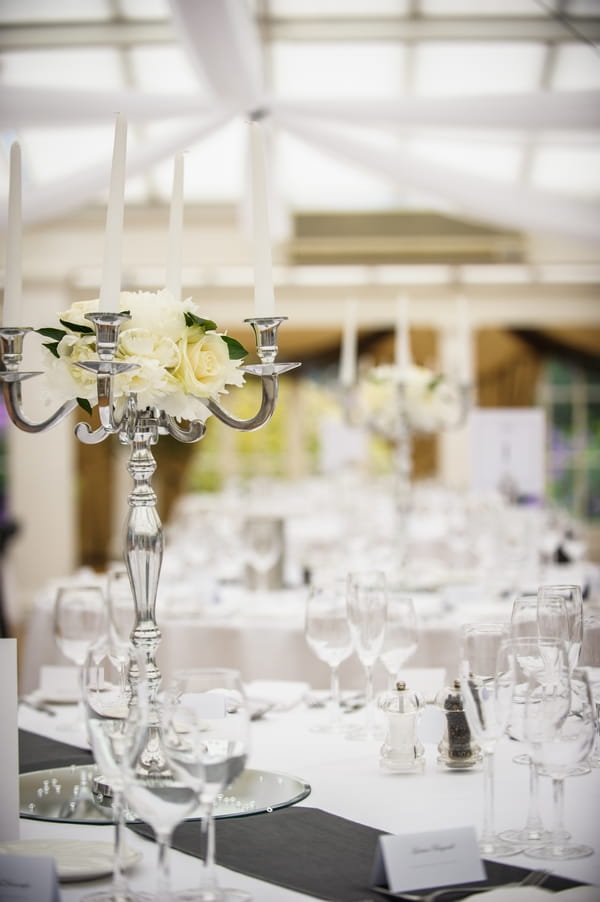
left=339, top=299, right=358, bottom=387
left=99, top=113, right=127, bottom=313
left=3, top=142, right=22, bottom=327
left=456, top=295, right=474, bottom=386
left=250, top=120, right=275, bottom=317
left=394, top=294, right=411, bottom=378
left=166, top=152, right=184, bottom=303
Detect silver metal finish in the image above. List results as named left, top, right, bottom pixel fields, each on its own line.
left=0, top=312, right=299, bottom=769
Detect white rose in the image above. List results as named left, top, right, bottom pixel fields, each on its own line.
left=175, top=330, right=244, bottom=398
left=58, top=299, right=99, bottom=329
left=118, top=327, right=180, bottom=369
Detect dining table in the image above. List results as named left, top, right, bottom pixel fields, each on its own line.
left=14, top=679, right=600, bottom=902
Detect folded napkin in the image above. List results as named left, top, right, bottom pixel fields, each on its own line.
left=129, top=807, right=584, bottom=902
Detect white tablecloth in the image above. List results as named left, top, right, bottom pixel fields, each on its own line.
left=16, top=697, right=600, bottom=901
left=19, top=581, right=521, bottom=696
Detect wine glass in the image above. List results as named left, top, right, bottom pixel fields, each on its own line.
left=380, top=589, right=418, bottom=689
left=81, top=636, right=149, bottom=902
left=538, top=584, right=583, bottom=672
left=580, top=611, right=600, bottom=767
left=241, top=517, right=282, bottom=592
left=121, top=694, right=198, bottom=902
left=499, top=636, right=566, bottom=847
left=166, top=667, right=251, bottom=902
left=459, top=621, right=522, bottom=857
left=53, top=584, right=107, bottom=732
left=346, top=569, right=387, bottom=740
left=525, top=666, right=596, bottom=860
left=304, top=579, right=353, bottom=732
left=509, top=593, right=539, bottom=641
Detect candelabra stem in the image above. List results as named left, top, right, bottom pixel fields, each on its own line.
left=124, top=415, right=166, bottom=772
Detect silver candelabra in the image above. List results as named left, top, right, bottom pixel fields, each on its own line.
left=0, top=312, right=300, bottom=770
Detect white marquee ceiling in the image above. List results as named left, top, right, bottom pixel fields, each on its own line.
left=0, top=0, right=599, bottom=244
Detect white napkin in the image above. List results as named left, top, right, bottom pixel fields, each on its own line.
left=245, top=679, right=310, bottom=711
left=0, top=639, right=19, bottom=840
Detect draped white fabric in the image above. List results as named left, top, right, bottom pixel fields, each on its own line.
left=1, top=0, right=598, bottom=241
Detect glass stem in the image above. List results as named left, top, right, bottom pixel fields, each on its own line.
left=156, top=832, right=172, bottom=902
left=551, top=777, right=566, bottom=854
left=200, top=804, right=218, bottom=890
left=111, top=790, right=128, bottom=895
left=330, top=665, right=341, bottom=730
left=480, top=750, right=496, bottom=849
left=524, top=757, right=545, bottom=838
left=364, top=664, right=374, bottom=735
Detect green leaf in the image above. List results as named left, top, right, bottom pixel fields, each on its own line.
left=222, top=335, right=248, bottom=360
left=77, top=397, right=93, bottom=415
left=35, top=327, right=67, bottom=342
left=42, top=341, right=60, bottom=359
left=184, top=312, right=218, bottom=332
left=58, top=318, right=95, bottom=335
left=428, top=374, right=443, bottom=390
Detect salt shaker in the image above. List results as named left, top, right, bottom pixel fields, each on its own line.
left=435, top=678, right=481, bottom=769
left=377, top=680, right=425, bottom=773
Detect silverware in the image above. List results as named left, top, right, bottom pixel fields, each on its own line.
left=370, top=867, right=550, bottom=901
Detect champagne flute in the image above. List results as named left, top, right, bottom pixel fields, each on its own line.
left=106, top=565, right=136, bottom=701
left=525, top=666, right=596, bottom=860
left=82, top=636, right=149, bottom=902
left=304, top=579, right=353, bottom=732
left=380, top=589, right=418, bottom=689
left=538, top=584, right=583, bottom=672
left=53, top=584, right=107, bottom=732
left=460, top=622, right=522, bottom=857
left=242, top=517, right=282, bottom=592
left=346, top=569, right=386, bottom=740
left=167, top=667, right=251, bottom=902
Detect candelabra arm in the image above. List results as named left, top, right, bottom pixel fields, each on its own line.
left=160, top=414, right=207, bottom=443
left=74, top=419, right=110, bottom=445
left=204, top=373, right=278, bottom=432
left=1, top=379, right=78, bottom=433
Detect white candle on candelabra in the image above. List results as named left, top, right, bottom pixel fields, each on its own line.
left=3, top=142, right=22, bottom=327
left=339, top=299, right=358, bottom=387
left=394, top=294, right=411, bottom=378
left=166, top=152, right=184, bottom=302
left=456, top=295, right=474, bottom=386
left=99, top=113, right=127, bottom=313
left=250, top=120, right=275, bottom=317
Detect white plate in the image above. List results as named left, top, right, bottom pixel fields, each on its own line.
left=0, top=839, right=142, bottom=882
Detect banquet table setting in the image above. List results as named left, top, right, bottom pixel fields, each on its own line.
left=5, top=567, right=600, bottom=902
left=12, top=668, right=600, bottom=902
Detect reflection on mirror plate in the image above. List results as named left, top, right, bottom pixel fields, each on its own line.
left=20, top=765, right=311, bottom=825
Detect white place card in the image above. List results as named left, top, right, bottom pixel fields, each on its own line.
left=0, top=638, right=19, bottom=841
left=371, top=826, right=485, bottom=894
left=0, top=855, right=60, bottom=902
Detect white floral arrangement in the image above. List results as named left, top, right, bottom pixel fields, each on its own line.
left=36, top=290, right=247, bottom=421
left=358, top=363, right=462, bottom=435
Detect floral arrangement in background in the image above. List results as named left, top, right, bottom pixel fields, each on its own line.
left=37, top=290, right=247, bottom=421
left=358, top=363, right=462, bottom=436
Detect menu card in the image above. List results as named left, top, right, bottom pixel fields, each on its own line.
left=0, top=638, right=19, bottom=841
left=0, top=856, right=60, bottom=902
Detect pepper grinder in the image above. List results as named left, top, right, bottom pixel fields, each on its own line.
left=435, top=678, right=481, bottom=769
left=377, top=680, right=425, bottom=774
